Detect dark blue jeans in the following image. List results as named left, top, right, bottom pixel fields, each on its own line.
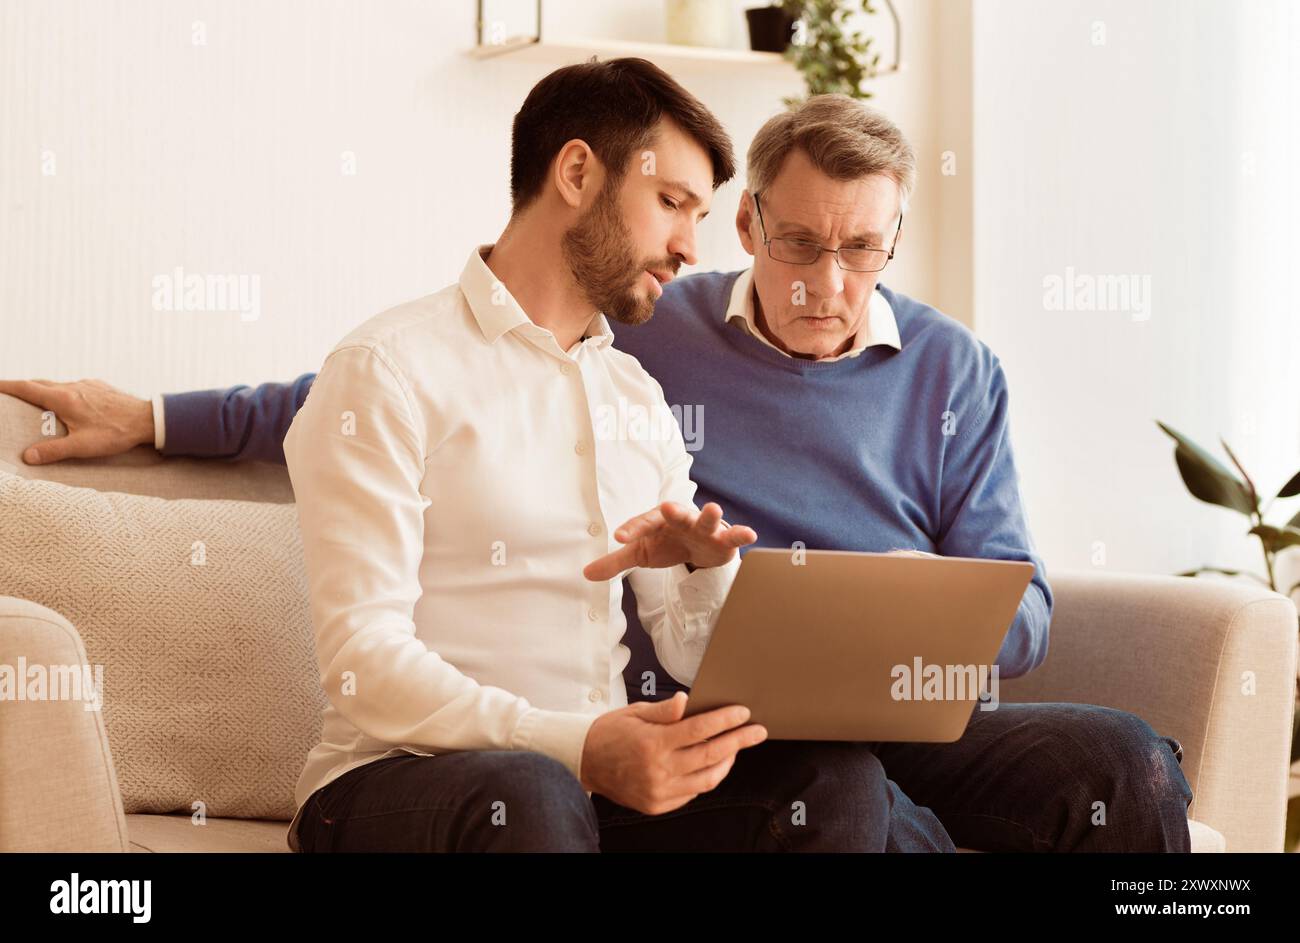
left=294, top=738, right=948, bottom=852
left=293, top=702, right=1192, bottom=852
left=870, top=701, right=1193, bottom=852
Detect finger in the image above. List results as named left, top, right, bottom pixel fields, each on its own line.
left=659, top=501, right=699, bottom=530
left=0, top=379, right=59, bottom=409
left=674, top=751, right=739, bottom=796
left=647, top=753, right=738, bottom=810
left=714, top=524, right=758, bottom=548
left=687, top=502, right=724, bottom=537
left=583, top=543, right=640, bottom=581
left=626, top=691, right=688, bottom=724
left=676, top=749, right=738, bottom=796
left=673, top=723, right=768, bottom=775
left=23, top=433, right=89, bottom=465
left=661, top=703, right=753, bottom=749
left=612, top=508, right=665, bottom=544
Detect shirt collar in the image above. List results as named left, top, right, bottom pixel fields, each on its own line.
left=724, top=267, right=901, bottom=361
left=459, top=244, right=614, bottom=351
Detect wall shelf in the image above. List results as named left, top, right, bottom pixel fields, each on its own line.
left=468, top=35, right=793, bottom=71
left=471, top=0, right=901, bottom=75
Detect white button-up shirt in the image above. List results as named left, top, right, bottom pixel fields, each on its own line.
left=281, top=245, right=737, bottom=849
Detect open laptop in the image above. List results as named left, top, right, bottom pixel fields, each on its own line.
left=680, top=548, right=1036, bottom=742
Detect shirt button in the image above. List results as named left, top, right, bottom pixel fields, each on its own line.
left=560, top=363, right=573, bottom=376
left=587, top=608, right=600, bottom=622
left=588, top=689, right=603, bottom=703
left=574, top=441, right=587, bottom=455
left=587, top=522, right=602, bottom=537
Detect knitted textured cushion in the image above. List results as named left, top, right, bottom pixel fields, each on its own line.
left=0, top=470, right=323, bottom=820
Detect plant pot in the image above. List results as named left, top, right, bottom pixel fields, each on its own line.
left=1275, top=546, right=1300, bottom=604
left=665, top=0, right=731, bottom=48
left=745, top=5, right=796, bottom=52
left=1275, top=547, right=1300, bottom=685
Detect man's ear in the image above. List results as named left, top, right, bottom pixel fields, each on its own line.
left=735, top=190, right=757, bottom=256
left=552, top=139, right=600, bottom=210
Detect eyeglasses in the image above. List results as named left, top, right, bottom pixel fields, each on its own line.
left=752, top=192, right=901, bottom=274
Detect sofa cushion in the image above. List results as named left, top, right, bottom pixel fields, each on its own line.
left=0, top=470, right=324, bottom=820
left=127, top=813, right=291, bottom=852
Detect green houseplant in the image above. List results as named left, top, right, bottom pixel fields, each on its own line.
left=779, top=0, right=882, bottom=103
left=1156, top=421, right=1300, bottom=850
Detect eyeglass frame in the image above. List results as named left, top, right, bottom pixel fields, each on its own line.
left=751, top=191, right=903, bottom=274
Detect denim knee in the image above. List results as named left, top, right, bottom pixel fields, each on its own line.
left=454, top=752, right=600, bottom=852
left=1033, top=705, right=1193, bottom=851
left=767, top=741, right=894, bottom=851
left=1068, top=708, right=1192, bottom=806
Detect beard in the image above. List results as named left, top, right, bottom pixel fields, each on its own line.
left=561, top=177, right=674, bottom=326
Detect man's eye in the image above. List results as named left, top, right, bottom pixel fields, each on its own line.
left=661, top=196, right=679, bottom=210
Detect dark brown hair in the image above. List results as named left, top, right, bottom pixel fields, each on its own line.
left=509, top=57, right=735, bottom=212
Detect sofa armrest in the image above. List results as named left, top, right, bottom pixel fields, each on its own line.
left=0, top=596, right=129, bottom=851
left=1000, top=569, right=1298, bottom=851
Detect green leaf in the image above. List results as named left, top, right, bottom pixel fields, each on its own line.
left=1156, top=422, right=1256, bottom=515
left=1178, top=567, right=1270, bottom=586
left=1248, top=524, right=1300, bottom=553
left=1278, top=469, right=1300, bottom=499
left=1177, top=566, right=1240, bottom=577
left=1219, top=438, right=1259, bottom=509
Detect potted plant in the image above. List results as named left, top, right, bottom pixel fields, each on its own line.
left=777, top=0, right=883, bottom=102
left=1156, top=420, right=1300, bottom=850
left=745, top=3, right=797, bottom=52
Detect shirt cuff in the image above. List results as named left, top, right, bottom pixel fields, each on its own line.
left=672, top=557, right=737, bottom=641
left=511, top=707, right=600, bottom=785
left=151, top=394, right=166, bottom=451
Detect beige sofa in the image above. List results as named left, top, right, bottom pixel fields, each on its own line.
left=0, top=393, right=1296, bottom=853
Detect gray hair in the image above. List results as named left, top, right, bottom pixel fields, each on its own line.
left=747, top=94, right=916, bottom=210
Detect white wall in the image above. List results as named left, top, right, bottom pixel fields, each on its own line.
left=0, top=0, right=953, bottom=398
left=8, top=0, right=1291, bottom=581
left=971, top=0, right=1300, bottom=577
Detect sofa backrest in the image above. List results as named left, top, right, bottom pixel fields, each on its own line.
left=0, top=393, right=294, bottom=503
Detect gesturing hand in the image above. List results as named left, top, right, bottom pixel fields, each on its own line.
left=583, top=501, right=757, bottom=581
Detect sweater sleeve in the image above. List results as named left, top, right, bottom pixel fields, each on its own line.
left=936, top=356, right=1052, bottom=679
left=159, top=373, right=316, bottom=463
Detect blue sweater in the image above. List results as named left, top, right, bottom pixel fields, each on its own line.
left=163, top=271, right=1051, bottom=693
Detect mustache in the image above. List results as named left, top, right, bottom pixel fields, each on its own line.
left=644, top=257, right=681, bottom=278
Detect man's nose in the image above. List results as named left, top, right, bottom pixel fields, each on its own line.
left=803, top=248, right=845, bottom=298
left=668, top=218, right=699, bottom=268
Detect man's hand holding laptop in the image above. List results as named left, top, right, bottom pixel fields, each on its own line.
left=581, top=500, right=766, bottom=816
